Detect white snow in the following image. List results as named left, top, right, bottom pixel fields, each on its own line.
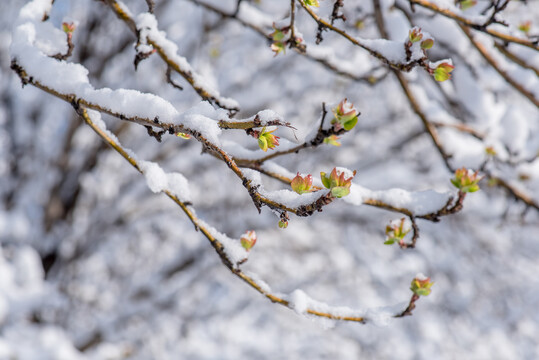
left=166, top=173, right=192, bottom=202
left=135, top=12, right=239, bottom=110
left=17, top=0, right=52, bottom=23
left=415, top=272, right=429, bottom=281
left=11, top=22, right=180, bottom=121
left=239, top=169, right=330, bottom=209
left=290, top=289, right=309, bottom=314
left=237, top=2, right=274, bottom=28
left=259, top=162, right=296, bottom=179
left=222, top=137, right=299, bottom=161
left=5, top=0, right=539, bottom=359
left=347, top=185, right=452, bottom=216
left=177, top=101, right=223, bottom=145
left=360, top=38, right=407, bottom=63
left=139, top=161, right=191, bottom=202
left=198, top=220, right=249, bottom=266
left=140, top=161, right=168, bottom=193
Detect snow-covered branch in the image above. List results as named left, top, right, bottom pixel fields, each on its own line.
left=4, top=0, right=539, bottom=354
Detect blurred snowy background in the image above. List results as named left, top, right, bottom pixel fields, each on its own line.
left=1, top=0, right=539, bottom=359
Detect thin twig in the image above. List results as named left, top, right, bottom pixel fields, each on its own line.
left=460, top=24, right=538, bottom=108
left=166, top=66, right=184, bottom=90
left=52, top=30, right=75, bottom=60
left=399, top=216, right=419, bottom=249
left=77, top=106, right=369, bottom=323
left=430, top=121, right=484, bottom=140
left=395, top=294, right=420, bottom=317
left=390, top=2, right=539, bottom=211
left=10, top=61, right=338, bottom=217
left=188, top=0, right=383, bottom=83
left=408, top=0, right=539, bottom=50
left=297, top=0, right=428, bottom=71
left=104, top=0, right=240, bottom=114
left=493, top=42, right=539, bottom=78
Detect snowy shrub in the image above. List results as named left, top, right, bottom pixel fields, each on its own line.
left=2, top=0, right=538, bottom=358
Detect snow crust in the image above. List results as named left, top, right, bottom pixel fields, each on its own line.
left=17, top=0, right=52, bottom=23
left=11, top=22, right=179, bottom=121
left=11, top=8, right=234, bottom=149
left=346, top=185, right=452, bottom=216
left=286, top=288, right=396, bottom=327
left=136, top=13, right=239, bottom=110
left=360, top=39, right=407, bottom=63
left=198, top=220, right=249, bottom=265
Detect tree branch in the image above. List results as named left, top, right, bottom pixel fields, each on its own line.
left=103, top=0, right=240, bottom=114
left=408, top=0, right=539, bottom=50
left=459, top=24, right=539, bottom=108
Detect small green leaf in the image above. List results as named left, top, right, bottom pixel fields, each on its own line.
left=414, top=288, right=431, bottom=296
left=240, top=230, right=257, bottom=251
left=331, top=186, right=350, bottom=198
left=434, top=62, right=454, bottom=82
left=409, top=28, right=423, bottom=43
left=62, top=22, right=75, bottom=33
left=304, top=0, right=320, bottom=7
left=465, top=184, right=480, bottom=193
left=272, top=30, right=285, bottom=42
left=459, top=0, right=477, bottom=10
left=434, top=69, right=450, bottom=82
left=320, top=172, right=331, bottom=189
left=258, top=136, right=268, bottom=151
left=421, top=39, right=434, bottom=49
left=410, top=276, right=434, bottom=297
left=176, top=132, right=191, bottom=139
left=343, top=116, right=358, bottom=131
left=518, top=21, right=531, bottom=35
left=291, top=173, right=314, bottom=194
left=323, top=135, right=341, bottom=147
left=331, top=99, right=359, bottom=131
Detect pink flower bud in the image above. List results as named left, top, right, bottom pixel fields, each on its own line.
left=176, top=132, right=191, bottom=139
left=62, top=22, right=76, bottom=34
left=240, top=230, right=257, bottom=251
left=323, top=135, right=341, bottom=147
left=451, top=167, right=482, bottom=193
left=291, top=173, right=314, bottom=194
left=304, top=0, right=320, bottom=7
left=433, top=62, right=455, bottom=82
left=331, top=99, right=358, bottom=131
left=457, top=0, right=477, bottom=10
left=320, top=168, right=356, bottom=198
left=518, top=21, right=531, bottom=35
left=384, top=218, right=410, bottom=246
left=409, top=27, right=423, bottom=43
left=257, top=127, right=280, bottom=152
left=269, top=24, right=289, bottom=56
left=410, top=276, right=434, bottom=296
